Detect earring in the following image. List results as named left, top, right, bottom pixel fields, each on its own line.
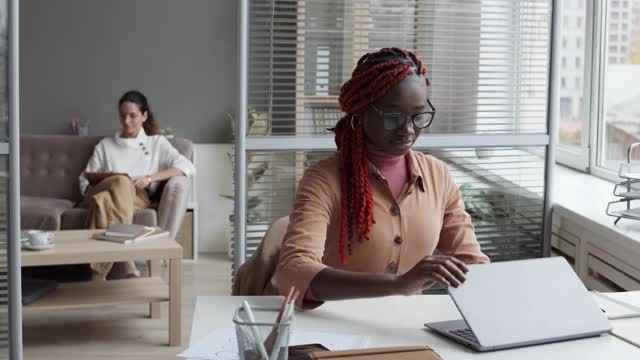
left=350, top=114, right=357, bottom=131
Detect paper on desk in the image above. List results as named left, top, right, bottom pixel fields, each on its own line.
left=611, top=320, right=640, bottom=348
left=177, top=328, right=370, bottom=359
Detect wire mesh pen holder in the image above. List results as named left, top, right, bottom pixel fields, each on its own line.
left=233, top=307, right=292, bottom=360
left=607, top=142, right=640, bottom=224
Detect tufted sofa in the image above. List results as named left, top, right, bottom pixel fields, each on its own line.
left=20, top=135, right=192, bottom=240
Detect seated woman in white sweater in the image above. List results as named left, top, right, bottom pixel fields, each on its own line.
left=79, top=90, right=195, bottom=280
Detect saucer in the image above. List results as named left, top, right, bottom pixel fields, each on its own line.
left=22, top=241, right=55, bottom=251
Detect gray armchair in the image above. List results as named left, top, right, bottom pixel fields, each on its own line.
left=156, top=175, right=191, bottom=239
left=20, top=135, right=193, bottom=239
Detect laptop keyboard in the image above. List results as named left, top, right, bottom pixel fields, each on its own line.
left=450, top=328, right=479, bottom=344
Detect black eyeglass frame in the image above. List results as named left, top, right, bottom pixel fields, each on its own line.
left=369, top=98, right=437, bottom=130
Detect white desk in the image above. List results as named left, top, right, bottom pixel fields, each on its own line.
left=189, top=295, right=640, bottom=359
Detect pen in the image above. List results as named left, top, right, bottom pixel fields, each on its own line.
left=243, top=300, right=270, bottom=360
left=264, top=287, right=296, bottom=356
left=282, top=290, right=299, bottom=323
left=276, top=287, right=296, bottom=323
left=235, top=311, right=257, bottom=349
left=269, top=290, right=299, bottom=360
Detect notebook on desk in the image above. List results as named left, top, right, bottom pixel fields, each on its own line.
left=591, top=290, right=640, bottom=319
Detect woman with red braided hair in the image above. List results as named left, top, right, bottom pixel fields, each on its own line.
left=275, top=48, right=489, bottom=308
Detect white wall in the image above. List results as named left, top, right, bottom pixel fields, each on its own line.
left=195, top=144, right=234, bottom=253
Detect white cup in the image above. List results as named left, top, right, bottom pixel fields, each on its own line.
left=28, top=230, right=54, bottom=246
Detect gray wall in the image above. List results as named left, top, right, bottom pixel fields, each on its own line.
left=20, top=0, right=237, bottom=143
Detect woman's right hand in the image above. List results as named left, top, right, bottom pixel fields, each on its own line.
left=131, top=175, right=151, bottom=191
left=395, top=255, right=469, bottom=295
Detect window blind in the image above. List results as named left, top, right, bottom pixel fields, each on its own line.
left=0, top=0, right=14, bottom=354
left=247, top=0, right=552, bottom=136
left=234, top=0, right=553, bottom=269
left=230, top=147, right=545, bottom=261
left=0, top=159, right=9, bottom=356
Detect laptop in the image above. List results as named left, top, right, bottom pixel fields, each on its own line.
left=425, top=257, right=611, bottom=351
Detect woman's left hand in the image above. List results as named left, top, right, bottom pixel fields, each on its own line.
left=131, top=175, right=151, bottom=191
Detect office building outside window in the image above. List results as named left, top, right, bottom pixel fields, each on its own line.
left=557, top=0, right=587, bottom=148
left=601, top=0, right=640, bottom=169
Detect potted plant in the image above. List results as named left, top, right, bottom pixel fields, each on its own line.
left=221, top=107, right=270, bottom=258
left=460, top=182, right=544, bottom=260
left=159, top=127, right=175, bottom=139
left=459, top=184, right=515, bottom=224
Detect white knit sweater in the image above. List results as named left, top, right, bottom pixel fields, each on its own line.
left=78, top=129, right=195, bottom=195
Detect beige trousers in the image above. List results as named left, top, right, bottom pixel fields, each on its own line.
left=80, top=175, right=151, bottom=276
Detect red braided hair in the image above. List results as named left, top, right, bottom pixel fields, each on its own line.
left=332, top=47, right=429, bottom=265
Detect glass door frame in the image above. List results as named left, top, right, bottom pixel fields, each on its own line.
left=8, top=0, right=21, bottom=358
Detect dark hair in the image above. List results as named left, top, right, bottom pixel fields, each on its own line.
left=118, top=90, right=160, bottom=135
left=331, top=47, right=428, bottom=265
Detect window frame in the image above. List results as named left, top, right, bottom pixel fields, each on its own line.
left=555, top=0, right=631, bottom=183
left=589, top=0, right=622, bottom=182
left=555, top=0, right=595, bottom=172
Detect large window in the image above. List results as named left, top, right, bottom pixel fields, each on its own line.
left=556, top=0, right=640, bottom=179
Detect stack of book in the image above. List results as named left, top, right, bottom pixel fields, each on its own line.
left=92, top=224, right=169, bottom=244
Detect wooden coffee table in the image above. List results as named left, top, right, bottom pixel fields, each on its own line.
left=21, top=229, right=183, bottom=346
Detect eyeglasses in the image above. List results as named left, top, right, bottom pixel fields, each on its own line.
left=370, top=99, right=436, bottom=130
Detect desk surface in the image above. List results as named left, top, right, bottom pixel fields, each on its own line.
left=190, top=295, right=640, bottom=360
